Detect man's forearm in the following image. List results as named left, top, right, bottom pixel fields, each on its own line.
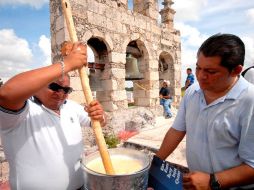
left=156, top=128, right=185, bottom=160
left=0, top=42, right=87, bottom=110
left=216, top=163, right=254, bottom=188
left=0, top=63, right=66, bottom=110
left=185, top=80, right=190, bottom=89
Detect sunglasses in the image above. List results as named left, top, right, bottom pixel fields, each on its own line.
left=48, top=82, right=73, bottom=94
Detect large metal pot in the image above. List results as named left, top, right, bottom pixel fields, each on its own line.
left=82, top=148, right=150, bottom=190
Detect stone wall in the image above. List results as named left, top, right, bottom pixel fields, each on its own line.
left=0, top=140, right=9, bottom=187
left=50, top=0, right=181, bottom=133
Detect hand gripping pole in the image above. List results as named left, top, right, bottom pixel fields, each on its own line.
left=61, top=0, right=115, bottom=175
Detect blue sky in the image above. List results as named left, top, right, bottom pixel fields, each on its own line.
left=0, top=5, right=50, bottom=42
left=0, top=0, right=254, bottom=86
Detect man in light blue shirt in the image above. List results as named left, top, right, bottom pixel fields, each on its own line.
left=156, top=34, right=254, bottom=190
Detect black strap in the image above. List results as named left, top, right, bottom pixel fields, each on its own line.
left=76, top=185, right=85, bottom=190
left=242, top=66, right=254, bottom=77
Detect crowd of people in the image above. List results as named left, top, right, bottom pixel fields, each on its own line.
left=1, top=33, right=254, bottom=190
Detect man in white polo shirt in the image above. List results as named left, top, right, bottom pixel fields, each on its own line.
left=156, top=34, right=254, bottom=190
left=0, top=42, right=106, bottom=190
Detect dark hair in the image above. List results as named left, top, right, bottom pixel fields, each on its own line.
left=197, top=33, right=245, bottom=72
left=187, top=68, right=192, bottom=72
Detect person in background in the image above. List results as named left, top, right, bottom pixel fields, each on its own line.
left=159, top=80, right=172, bottom=119
left=0, top=78, right=3, bottom=87
left=184, top=68, right=195, bottom=89
left=242, top=65, right=254, bottom=84
left=0, top=42, right=106, bottom=190
left=156, top=33, right=254, bottom=189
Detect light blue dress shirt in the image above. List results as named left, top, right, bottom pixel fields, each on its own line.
left=173, top=76, right=254, bottom=174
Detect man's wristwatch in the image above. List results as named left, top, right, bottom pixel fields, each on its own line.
left=210, top=173, right=221, bottom=190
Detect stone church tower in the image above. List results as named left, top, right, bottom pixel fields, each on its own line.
left=50, top=0, right=181, bottom=132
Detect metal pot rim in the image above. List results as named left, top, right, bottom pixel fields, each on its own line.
left=82, top=147, right=151, bottom=177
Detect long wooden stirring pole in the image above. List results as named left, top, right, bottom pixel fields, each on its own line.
left=61, top=0, right=115, bottom=175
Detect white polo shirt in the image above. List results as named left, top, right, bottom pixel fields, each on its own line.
left=173, top=76, right=254, bottom=175
left=0, top=99, right=90, bottom=190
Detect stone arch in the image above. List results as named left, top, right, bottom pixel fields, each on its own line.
left=158, top=51, right=174, bottom=79
left=123, top=33, right=148, bottom=51
left=82, top=31, right=113, bottom=52
left=158, top=51, right=175, bottom=99
left=86, top=37, right=111, bottom=101
left=125, top=39, right=151, bottom=107
left=50, top=0, right=181, bottom=112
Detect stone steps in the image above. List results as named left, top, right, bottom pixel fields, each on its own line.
left=123, top=115, right=188, bottom=167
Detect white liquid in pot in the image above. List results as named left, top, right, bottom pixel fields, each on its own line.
left=86, top=155, right=143, bottom=175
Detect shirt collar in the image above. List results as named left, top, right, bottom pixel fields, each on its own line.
left=195, top=76, right=248, bottom=101
left=41, top=100, right=68, bottom=116
left=226, top=76, right=248, bottom=100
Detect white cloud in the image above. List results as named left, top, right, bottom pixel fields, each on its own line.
left=175, top=22, right=208, bottom=47
left=0, top=29, right=95, bottom=80
left=0, top=29, right=33, bottom=78
left=242, top=36, right=254, bottom=68
left=174, top=23, right=208, bottom=85
left=173, top=0, right=208, bottom=21
left=203, top=0, right=254, bottom=16
left=0, top=0, right=48, bottom=9
left=172, top=0, right=254, bottom=86
left=246, top=8, right=254, bottom=24
left=180, top=47, right=198, bottom=86
left=38, top=35, right=51, bottom=66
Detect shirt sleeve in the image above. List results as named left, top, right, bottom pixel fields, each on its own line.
left=74, top=103, right=91, bottom=127
left=172, top=84, right=197, bottom=132
left=0, top=101, right=29, bottom=131
left=166, top=88, right=170, bottom=96
left=239, top=93, right=254, bottom=168
left=171, top=94, right=187, bottom=132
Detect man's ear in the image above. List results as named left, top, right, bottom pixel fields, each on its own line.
left=231, top=65, right=243, bottom=76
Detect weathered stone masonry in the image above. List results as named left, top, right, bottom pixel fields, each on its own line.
left=50, top=0, right=181, bottom=136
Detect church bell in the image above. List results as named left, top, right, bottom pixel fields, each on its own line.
left=88, top=65, right=103, bottom=91
left=125, top=54, right=144, bottom=80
